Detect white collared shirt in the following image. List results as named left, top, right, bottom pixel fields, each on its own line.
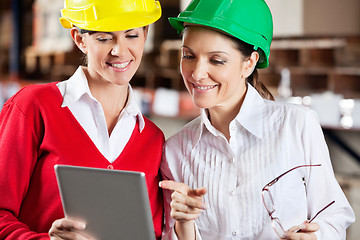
left=161, top=84, right=355, bottom=240
left=57, top=67, right=145, bottom=163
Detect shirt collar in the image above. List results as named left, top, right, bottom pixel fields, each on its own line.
left=192, top=109, right=207, bottom=147
left=192, top=83, right=265, bottom=148
left=61, top=66, right=145, bottom=132
left=124, top=86, right=145, bottom=132
left=61, top=66, right=92, bottom=107
left=236, top=83, right=265, bottom=139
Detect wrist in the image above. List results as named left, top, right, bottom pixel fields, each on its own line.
left=175, top=220, right=196, bottom=240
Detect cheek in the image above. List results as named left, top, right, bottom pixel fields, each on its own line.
left=179, top=65, right=192, bottom=93
left=88, top=47, right=107, bottom=62
left=180, top=61, right=191, bottom=80
left=215, top=71, right=243, bottom=96
left=131, top=40, right=146, bottom=57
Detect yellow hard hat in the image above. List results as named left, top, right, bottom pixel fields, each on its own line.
left=59, top=0, right=162, bottom=32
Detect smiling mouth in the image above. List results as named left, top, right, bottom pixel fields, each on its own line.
left=193, top=83, right=218, bottom=90
left=107, top=61, right=131, bottom=69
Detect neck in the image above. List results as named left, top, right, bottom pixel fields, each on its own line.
left=90, top=81, right=128, bottom=112
left=208, top=88, right=247, bottom=141
left=83, top=67, right=129, bottom=135
left=83, top=67, right=128, bottom=111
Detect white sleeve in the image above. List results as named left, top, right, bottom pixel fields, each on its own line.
left=161, top=220, right=202, bottom=240
left=161, top=140, right=203, bottom=240
left=301, top=109, right=355, bottom=239
left=160, top=140, right=177, bottom=240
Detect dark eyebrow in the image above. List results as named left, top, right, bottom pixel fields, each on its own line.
left=89, top=29, right=138, bottom=36
left=209, top=51, right=229, bottom=55
left=99, top=29, right=137, bottom=35
left=79, top=27, right=138, bottom=35
left=96, top=32, right=114, bottom=35
left=181, top=45, right=229, bottom=55
left=125, top=29, right=136, bottom=33
left=84, top=31, right=114, bottom=36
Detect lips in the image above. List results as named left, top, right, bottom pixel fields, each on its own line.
left=107, top=61, right=131, bottom=70
left=193, top=83, right=218, bottom=91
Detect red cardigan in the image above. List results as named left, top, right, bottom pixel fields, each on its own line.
left=0, top=83, right=164, bottom=239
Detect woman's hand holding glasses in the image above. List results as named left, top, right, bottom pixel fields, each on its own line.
left=283, top=221, right=319, bottom=240
left=262, top=164, right=335, bottom=239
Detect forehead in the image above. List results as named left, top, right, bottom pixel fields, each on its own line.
left=183, top=25, right=224, bottom=38
left=182, top=26, right=238, bottom=52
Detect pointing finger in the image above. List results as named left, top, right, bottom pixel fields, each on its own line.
left=193, top=187, right=207, bottom=197
left=160, top=180, right=191, bottom=195
left=160, top=180, right=207, bottom=198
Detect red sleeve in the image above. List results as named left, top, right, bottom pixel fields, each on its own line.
left=0, top=95, right=49, bottom=239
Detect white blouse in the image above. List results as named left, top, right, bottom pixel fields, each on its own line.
left=161, top=84, right=355, bottom=240
left=57, top=67, right=145, bottom=163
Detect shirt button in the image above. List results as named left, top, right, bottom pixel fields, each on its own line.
left=231, top=125, right=237, bottom=131
left=231, top=190, right=236, bottom=196
left=231, top=158, right=236, bottom=164
left=107, top=165, right=114, bottom=169
left=232, top=231, right=237, bottom=236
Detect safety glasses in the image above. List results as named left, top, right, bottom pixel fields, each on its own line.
left=261, top=164, right=335, bottom=238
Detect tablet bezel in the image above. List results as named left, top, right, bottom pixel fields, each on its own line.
left=54, top=164, right=156, bottom=240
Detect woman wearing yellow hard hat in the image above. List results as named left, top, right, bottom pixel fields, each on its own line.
left=0, top=0, right=164, bottom=239
left=160, top=0, right=355, bottom=239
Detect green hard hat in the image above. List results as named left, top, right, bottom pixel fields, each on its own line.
left=169, top=0, right=273, bottom=68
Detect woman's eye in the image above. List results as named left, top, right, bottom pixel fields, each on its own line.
left=182, top=54, right=194, bottom=59
left=211, top=59, right=226, bottom=65
left=126, top=34, right=139, bottom=39
left=97, top=37, right=112, bottom=42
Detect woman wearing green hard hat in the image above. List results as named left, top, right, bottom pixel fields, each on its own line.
left=160, top=0, right=355, bottom=239
left=0, top=0, right=164, bottom=239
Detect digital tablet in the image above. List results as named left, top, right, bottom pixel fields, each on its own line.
left=54, top=165, right=156, bottom=240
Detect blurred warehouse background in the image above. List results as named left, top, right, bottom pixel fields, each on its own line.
left=0, top=0, right=359, bottom=238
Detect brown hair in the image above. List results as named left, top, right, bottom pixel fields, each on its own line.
left=228, top=35, right=274, bottom=101
left=247, top=69, right=274, bottom=101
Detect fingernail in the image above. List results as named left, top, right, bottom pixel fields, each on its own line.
left=158, top=181, right=162, bottom=188
left=300, top=224, right=306, bottom=230
left=78, top=223, right=86, bottom=229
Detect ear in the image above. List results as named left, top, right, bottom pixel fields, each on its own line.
left=143, top=25, right=149, bottom=40
left=70, top=27, right=87, bottom=54
left=242, top=51, right=259, bottom=78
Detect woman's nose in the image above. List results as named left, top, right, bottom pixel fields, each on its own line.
left=191, top=60, right=208, bottom=81
left=111, top=41, right=126, bottom=56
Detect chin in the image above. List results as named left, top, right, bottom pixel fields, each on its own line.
left=192, top=99, right=213, bottom=109
left=192, top=92, right=217, bottom=108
